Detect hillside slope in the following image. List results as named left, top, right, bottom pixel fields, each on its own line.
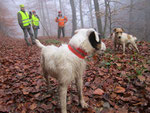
left=0, top=36, right=150, bottom=113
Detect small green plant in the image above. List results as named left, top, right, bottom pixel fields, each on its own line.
left=117, top=66, right=122, bottom=70
left=105, top=48, right=112, bottom=53
left=147, top=60, right=150, bottom=64
left=136, top=69, right=143, bottom=76
left=105, top=62, right=111, bottom=67
left=135, top=66, right=146, bottom=76
left=127, top=74, right=137, bottom=80
left=114, top=57, right=119, bottom=61
left=130, top=56, right=133, bottom=61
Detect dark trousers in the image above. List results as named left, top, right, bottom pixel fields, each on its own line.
left=23, top=26, right=35, bottom=45
left=33, top=28, right=38, bottom=39
left=58, top=27, right=65, bottom=38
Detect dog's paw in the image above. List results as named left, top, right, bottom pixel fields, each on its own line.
left=81, top=101, right=88, bottom=108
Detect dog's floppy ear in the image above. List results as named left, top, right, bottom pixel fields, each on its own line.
left=88, top=31, right=101, bottom=50
left=121, top=28, right=125, bottom=32
left=98, top=33, right=101, bottom=41
left=95, top=32, right=100, bottom=42
left=74, top=29, right=80, bottom=34
left=90, top=28, right=100, bottom=42
left=88, top=29, right=100, bottom=42
left=113, top=28, right=116, bottom=32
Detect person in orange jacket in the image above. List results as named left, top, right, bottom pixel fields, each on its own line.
left=55, top=11, right=68, bottom=38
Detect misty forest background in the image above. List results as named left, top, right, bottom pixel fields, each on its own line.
left=0, top=0, right=150, bottom=41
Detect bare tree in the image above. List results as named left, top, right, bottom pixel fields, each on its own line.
left=54, top=0, right=58, bottom=14
left=107, top=0, right=123, bottom=34
left=108, top=1, right=112, bottom=34
left=39, top=0, right=46, bottom=36
left=59, top=0, right=62, bottom=12
left=144, top=0, right=150, bottom=41
left=37, top=0, right=42, bottom=19
left=44, top=0, right=51, bottom=35
left=79, top=0, right=84, bottom=28
left=38, top=0, right=50, bottom=36
left=104, top=0, right=109, bottom=37
left=93, top=0, right=104, bottom=37
left=128, top=0, right=134, bottom=33
left=0, top=1, right=16, bottom=37
left=87, top=0, right=94, bottom=28
left=70, top=0, right=77, bottom=36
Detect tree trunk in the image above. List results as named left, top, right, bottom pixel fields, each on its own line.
left=38, top=0, right=42, bottom=20
left=41, top=0, right=50, bottom=36
left=144, top=0, right=150, bottom=41
left=104, top=0, right=108, bottom=37
left=45, top=0, right=51, bottom=35
left=93, top=0, right=104, bottom=37
left=41, top=0, right=46, bottom=36
left=128, top=0, right=133, bottom=33
left=87, top=0, right=94, bottom=28
left=70, top=0, right=77, bottom=36
left=79, top=0, right=84, bottom=28
left=108, top=1, right=112, bottom=34
left=38, top=0, right=45, bottom=36
left=59, top=0, right=62, bottom=12
left=54, top=0, right=58, bottom=15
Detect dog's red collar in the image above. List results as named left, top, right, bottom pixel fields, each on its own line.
left=68, top=45, right=87, bottom=59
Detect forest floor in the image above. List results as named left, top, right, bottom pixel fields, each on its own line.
left=0, top=35, right=150, bottom=113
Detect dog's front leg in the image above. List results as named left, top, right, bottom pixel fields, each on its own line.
left=114, top=41, right=117, bottom=51
left=59, top=84, right=68, bottom=113
left=123, top=43, right=126, bottom=54
left=117, top=43, right=120, bottom=50
left=76, top=77, right=88, bottom=108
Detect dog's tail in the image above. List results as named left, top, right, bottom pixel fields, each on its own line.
left=35, top=39, right=45, bottom=48
left=133, top=36, right=138, bottom=41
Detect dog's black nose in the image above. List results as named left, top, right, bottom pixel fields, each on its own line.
left=118, top=36, right=121, bottom=39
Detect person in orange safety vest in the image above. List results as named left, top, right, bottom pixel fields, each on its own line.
left=55, top=11, right=68, bottom=38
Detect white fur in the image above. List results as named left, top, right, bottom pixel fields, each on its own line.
left=111, top=32, right=139, bottom=53
left=118, top=33, right=137, bottom=44
left=111, top=32, right=115, bottom=42
left=36, top=28, right=106, bottom=113
left=101, top=41, right=106, bottom=51
left=97, top=41, right=106, bottom=55
left=118, top=33, right=139, bottom=53
left=69, top=28, right=100, bottom=54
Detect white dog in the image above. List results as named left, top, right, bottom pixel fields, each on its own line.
left=112, top=28, right=139, bottom=53
left=36, top=28, right=106, bottom=113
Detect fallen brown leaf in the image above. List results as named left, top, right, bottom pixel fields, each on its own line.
left=93, top=88, right=104, bottom=96
left=30, top=103, right=37, bottom=110
left=137, top=75, right=145, bottom=82
left=114, top=86, right=125, bottom=93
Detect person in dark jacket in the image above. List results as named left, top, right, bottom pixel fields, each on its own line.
left=17, top=4, right=35, bottom=46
